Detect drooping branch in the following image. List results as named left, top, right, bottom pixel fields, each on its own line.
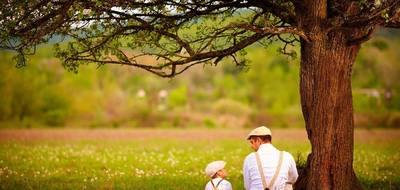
left=0, top=0, right=307, bottom=77
left=58, top=7, right=310, bottom=77
left=6, top=0, right=397, bottom=78
left=64, top=31, right=271, bottom=78
left=1, top=0, right=304, bottom=72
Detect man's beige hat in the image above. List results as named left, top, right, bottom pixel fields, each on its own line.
left=205, top=160, right=226, bottom=177
left=247, top=126, right=272, bottom=140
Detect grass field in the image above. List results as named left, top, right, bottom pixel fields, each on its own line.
left=0, top=129, right=399, bottom=190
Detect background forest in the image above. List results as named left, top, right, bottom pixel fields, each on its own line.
left=0, top=29, right=399, bottom=129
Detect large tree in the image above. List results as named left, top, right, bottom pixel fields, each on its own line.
left=1, top=0, right=399, bottom=189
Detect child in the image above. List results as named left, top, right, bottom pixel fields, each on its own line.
left=204, top=160, right=233, bottom=190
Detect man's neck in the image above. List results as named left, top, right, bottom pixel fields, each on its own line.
left=256, top=142, right=272, bottom=151
left=260, top=142, right=271, bottom=147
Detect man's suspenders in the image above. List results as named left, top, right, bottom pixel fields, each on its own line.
left=255, top=151, right=284, bottom=190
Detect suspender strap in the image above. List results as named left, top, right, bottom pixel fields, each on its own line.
left=255, top=151, right=284, bottom=190
left=270, top=151, right=284, bottom=189
left=255, top=152, right=268, bottom=189
left=211, top=180, right=217, bottom=190
left=211, top=178, right=224, bottom=190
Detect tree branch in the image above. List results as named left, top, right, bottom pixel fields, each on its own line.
left=65, top=32, right=268, bottom=77
left=229, top=23, right=310, bottom=42
left=343, top=0, right=400, bottom=28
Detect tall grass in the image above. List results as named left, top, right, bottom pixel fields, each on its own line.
left=0, top=136, right=398, bottom=189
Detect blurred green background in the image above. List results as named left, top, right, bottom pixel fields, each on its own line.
left=0, top=29, right=399, bottom=129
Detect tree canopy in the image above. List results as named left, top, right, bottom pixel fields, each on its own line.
left=1, top=0, right=399, bottom=76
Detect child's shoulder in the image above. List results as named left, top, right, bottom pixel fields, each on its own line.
left=221, top=179, right=232, bottom=186
left=204, top=180, right=213, bottom=190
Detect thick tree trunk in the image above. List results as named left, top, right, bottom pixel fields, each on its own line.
left=294, top=30, right=363, bottom=190
left=293, top=1, right=366, bottom=189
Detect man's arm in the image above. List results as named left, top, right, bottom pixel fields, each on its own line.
left=243, top=155, right=251, bottom=190
left=286, top=153, right=298, bottom=184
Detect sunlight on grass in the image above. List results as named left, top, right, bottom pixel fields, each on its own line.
left=0, top=136, right=398, bottom=189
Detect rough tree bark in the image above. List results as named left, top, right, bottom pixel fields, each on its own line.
left=295, top=31, right=363, bottom=190
left=294, top=1, right=364, bottom=189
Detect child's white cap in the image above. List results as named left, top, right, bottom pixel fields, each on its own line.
left=205, top=160, right=226, bottom=177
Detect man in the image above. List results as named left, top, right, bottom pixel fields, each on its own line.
left=243, top=126, right=298, bottom=190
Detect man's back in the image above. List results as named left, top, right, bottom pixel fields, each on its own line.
left=243, top=143, right=298, bottom=190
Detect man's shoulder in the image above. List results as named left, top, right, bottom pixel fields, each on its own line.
left=281, top=151, right=295, bottom=158
left=281, top=151, right=296, bottom=164
left=244, top=152, right=256, bottom=160
left=243, top=152, right=256, bottom=164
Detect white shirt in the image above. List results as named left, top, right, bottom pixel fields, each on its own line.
left=243, top=143, right=298, bottom=190
left=204, top=177, right=233, bottom=190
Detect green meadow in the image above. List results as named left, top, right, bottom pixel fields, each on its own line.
left=0, top=129, right=399, bottom=190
